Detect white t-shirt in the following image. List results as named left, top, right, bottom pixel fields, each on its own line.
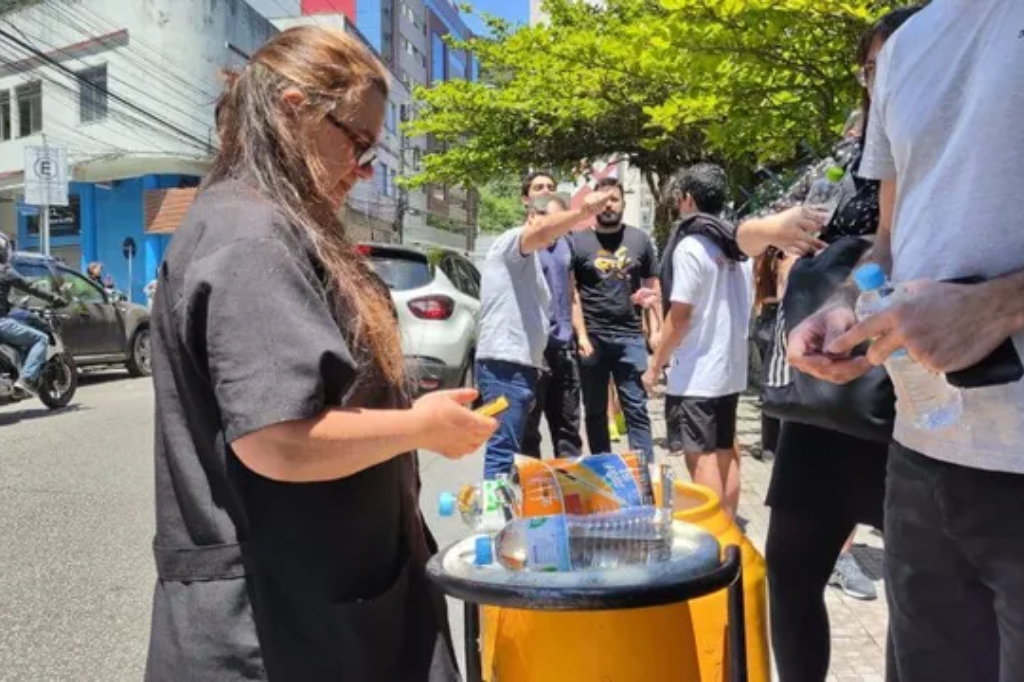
left=666, top=235, right=754, bottom=398
left=860, top=0, right=1024, bottom=474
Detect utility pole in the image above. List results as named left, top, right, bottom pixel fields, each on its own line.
left=394, top=103, right=412, bottom=245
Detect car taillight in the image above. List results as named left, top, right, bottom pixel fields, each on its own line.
left=408, top=295, right=454, bottom=321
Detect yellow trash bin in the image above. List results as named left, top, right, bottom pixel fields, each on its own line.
left=673, top=481, right=771, bottom=682
left=477, top=482, right=769, bottom=682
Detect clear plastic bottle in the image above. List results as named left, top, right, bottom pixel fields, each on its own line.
left=493, top=506, right=673, bottom=572
left=439, top=477, right=514, bottom=533
left=805, top=165, right=846, bottom=232
left=853, top=264, right=963, bottom=430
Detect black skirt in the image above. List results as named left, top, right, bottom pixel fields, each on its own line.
left=765, top=421, right=887, bottom=529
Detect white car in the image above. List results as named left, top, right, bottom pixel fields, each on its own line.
left=362, top=243, right=480, bottom=395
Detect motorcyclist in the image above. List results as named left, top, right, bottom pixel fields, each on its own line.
left=0, top=234, right=67, bottom=396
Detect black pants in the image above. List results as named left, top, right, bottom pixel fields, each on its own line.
left=886, top=443, right=1024, bottom=682
left=765, top=422, right=888, bottom=682
left=766, top=508, right=857, bottom=682
left=522, top=346, right=582, bottom=459
left=761, top=413, right=780, bottom=455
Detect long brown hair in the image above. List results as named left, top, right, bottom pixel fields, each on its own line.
left=210, top=27, right=404, bottom=389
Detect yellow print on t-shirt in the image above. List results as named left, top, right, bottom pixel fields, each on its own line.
left=594, top=246, right=632, bottom=280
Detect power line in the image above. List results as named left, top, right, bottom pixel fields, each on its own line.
left=62, top=1, right=221, bottom=104
left=0, top=35, right=209, bottom=155
left=0, top=25, right=214, bottom=153
left=9, top=12, right=216, bottom=139
left=0, top=51, right=139, bottom=155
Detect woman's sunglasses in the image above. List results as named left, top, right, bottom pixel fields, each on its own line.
left=325, top=113, right=378, bottom=168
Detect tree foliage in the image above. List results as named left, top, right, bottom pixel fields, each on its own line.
left=477, top=177, right=525, bottom=234
left=407, top=0, right=907, bottom=202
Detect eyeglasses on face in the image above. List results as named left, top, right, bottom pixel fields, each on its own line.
left=531, top=182, right=557, bottom=192
left=325, top=112, right=378, bottom=168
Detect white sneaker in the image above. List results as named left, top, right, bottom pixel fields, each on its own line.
left=13, top=378, right=38, bottom=397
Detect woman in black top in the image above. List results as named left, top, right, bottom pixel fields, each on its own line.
left=737, top=8, right=922, bottom=681
left=145, top=27, right=496, bottom=681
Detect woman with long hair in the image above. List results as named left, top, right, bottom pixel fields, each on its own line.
left=145, top=27, right=496, bottom=681
left=738, top=7, right=922, bottom=681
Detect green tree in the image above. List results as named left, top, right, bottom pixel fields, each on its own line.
left=407, top=0, right=905, bottom=232
left=477, top=177, right=525, bottom=234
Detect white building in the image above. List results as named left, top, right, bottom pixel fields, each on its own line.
left=0, top=0, right=275, bottom=300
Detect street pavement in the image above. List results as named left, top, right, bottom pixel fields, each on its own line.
left=0, top=374, right=887, bottom=681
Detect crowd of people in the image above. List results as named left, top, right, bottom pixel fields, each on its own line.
left=142, top=0, right=1023, bottom=679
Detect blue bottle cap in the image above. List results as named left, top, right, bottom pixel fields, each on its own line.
left=439, top=492, right=455, bottom=517
left=474, top=536, right=494, bottom=566
left=854, top=263, right=886, bottom=292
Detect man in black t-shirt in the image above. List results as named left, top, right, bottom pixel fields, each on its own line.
left=571, top=177, right=662, bottom=462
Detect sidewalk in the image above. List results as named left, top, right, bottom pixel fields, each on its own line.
left=420, top=392, right=888, bottom=681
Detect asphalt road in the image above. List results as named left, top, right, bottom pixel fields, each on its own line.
left=0, top=372, right=481, bottom=680
left=0, top=372, right=156, bottom=681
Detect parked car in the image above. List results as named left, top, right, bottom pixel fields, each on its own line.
left=10, top=252, right=152, bottom=377
left=360, top=243, right=480, bottom=395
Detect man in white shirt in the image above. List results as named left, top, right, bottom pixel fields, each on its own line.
left=790, top=3, right=1024, bottom=679
left=644, top=164, right=753, bottom=519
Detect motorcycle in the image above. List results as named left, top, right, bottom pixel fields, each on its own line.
left=0, top=298, right=78, bottom=409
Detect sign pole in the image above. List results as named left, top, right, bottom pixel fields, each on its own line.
left=40, top=134, right=49, bottom=256
left=122, top=237, right=137, bottom=303
left=41, top=202, right=50, bottom=256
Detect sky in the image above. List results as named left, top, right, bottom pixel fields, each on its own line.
left=462, top=0, right=530, bottom=36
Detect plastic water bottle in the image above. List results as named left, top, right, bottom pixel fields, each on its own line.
left=439, top=477, right=515, bottom=533
left=853, top=264, right=963, bottom=430
left=493, top=506, right=673, bottom=572
left=805, top=165, right=846, bottom=231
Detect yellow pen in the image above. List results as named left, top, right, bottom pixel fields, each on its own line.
left=475, top=395, right=510, bottom=418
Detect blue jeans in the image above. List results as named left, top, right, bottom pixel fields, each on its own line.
left=0, top=316, right=48, bottom=382
left=579, top=334, right=653, bottom=462
left=476, top=359, right=539, bottom=480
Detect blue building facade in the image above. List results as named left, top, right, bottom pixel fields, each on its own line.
left=14, top=174, right=197, bottom=304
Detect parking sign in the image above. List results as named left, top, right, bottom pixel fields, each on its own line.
left=24, top=145, right=69, bottom=207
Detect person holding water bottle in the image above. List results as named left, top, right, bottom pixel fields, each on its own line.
left=791, top=2, right=1024, bottom=679
left=736, top=8, right=922, bottom=680
left=146, top=27, right=497, bottom=681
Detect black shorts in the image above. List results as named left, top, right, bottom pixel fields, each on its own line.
left=665, top=394, right=740, bottom=455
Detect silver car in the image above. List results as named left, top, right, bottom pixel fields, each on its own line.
left=362, top=244, right=480, bottom=395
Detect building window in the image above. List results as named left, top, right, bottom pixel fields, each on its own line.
left=0, top=91, right=11, bottom=141
left=16, top=82, right=42, bottom=137
left=375, top=162, right=391, bottom=197
left=431, top=33, right=446, bottom=84
left=78, top=65, right=108, bottom=123
left=385, top=102, right=398, bottom=134
left=401, top=1, right=423, bottom=30
left=448, top=48, right=467, bottom=82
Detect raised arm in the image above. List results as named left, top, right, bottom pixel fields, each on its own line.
left=520, top=190, right=613, bottom=255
